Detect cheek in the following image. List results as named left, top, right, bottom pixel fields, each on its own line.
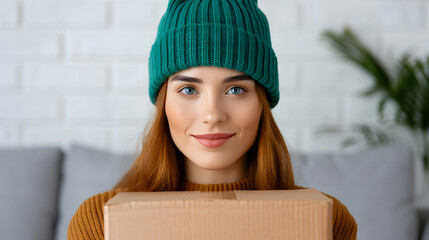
left=165, top=92, right=194, bottom=137
left=230, top=96, right=261, bottom=134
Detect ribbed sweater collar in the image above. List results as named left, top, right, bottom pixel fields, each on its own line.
left=181, top=177, right=253, bottom=191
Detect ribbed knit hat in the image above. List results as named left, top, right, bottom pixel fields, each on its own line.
left=148, top=0, right=279, bottom=109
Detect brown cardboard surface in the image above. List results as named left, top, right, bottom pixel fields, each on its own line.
left=104, top=188, right=332, bottom=240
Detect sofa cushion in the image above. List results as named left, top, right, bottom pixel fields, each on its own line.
left=0, top=146, right=63, bottom=240
left=55, top=144, right=134, bottom=240
left=293, top=142, right=418, bottom=240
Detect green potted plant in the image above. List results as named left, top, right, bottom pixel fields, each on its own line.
left=318, top=26, right=429, bottom=174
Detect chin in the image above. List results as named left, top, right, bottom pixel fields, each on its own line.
left=192, top=157, right=236, bottom=170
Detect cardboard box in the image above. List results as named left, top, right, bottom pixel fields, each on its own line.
left=104, top=188, right=332, bottom=240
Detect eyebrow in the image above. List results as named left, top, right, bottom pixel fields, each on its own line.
left=170, top=74, right=253, bottom=84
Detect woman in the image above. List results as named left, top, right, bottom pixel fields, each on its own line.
left=68, top=0, right=357, bottom=239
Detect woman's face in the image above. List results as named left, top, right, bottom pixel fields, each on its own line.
left=165, top=66, right=262, bottom=182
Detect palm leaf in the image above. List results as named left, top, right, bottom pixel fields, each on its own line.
left=321, top=27, right=392, bottom=93
left=321, top=26, right=429, bottom=172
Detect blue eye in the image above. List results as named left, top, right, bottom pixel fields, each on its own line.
left=227, top=87, right=245, bottom=95
left=180, top=87, right=197, bottom=95
left=179, top=86, right=245, bottom=96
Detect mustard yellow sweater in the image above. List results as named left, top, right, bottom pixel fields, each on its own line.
left=68, top=178, right=357, bottom=240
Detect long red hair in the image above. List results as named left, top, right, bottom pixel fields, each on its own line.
left=113, top=80, right=297, bottom=191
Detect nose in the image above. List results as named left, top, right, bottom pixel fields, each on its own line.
left=200, top=92, right=227, bottom=125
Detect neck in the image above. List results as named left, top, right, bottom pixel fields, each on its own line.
left=184, top=154, right=248, bottom=185
left=181, top=177, right=253, bottom=191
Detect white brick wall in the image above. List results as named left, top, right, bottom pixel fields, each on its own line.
left=273, top=94, right=339, bottom=127
left=65, top=96, right=154, bottom=122
left=0, top=96, right=61, bottom=121
left=112, top=0, right=166, bottom=27
left=427, top=3, right=429, bottom=27
left=23, top=1, right=107, bottom=28
left=379, top=2, right=425, bottom=29
left=0, top=0, right=17, bottom=28
left=109, top=126, right=146, bottom=153
left=272, top=29, right=334, bottom=57
left=0, top=0, right=427, bottom=157
left=22, top=63, right=107, bottom=91
left=0, top=31, right=58, bottom=59
left=0, top=127, right=19, bottom=146
left=112, top=62, right=149, bottom=94
left=302, top=2, right=381, bottom=29
left=0, top=64, right=18, bottom=89
left=66, top=30, right=156, bottom=60
left=300, top=63, right=372, bottom=94
left=278, top=62, right=298, bottom=90
left=381, top=31, right=429, bottom=59
left=22, top=126, right=107, bottom=149
left=259, top=1, right=298, bottom=28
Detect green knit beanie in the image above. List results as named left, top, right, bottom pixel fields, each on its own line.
left=148, top=0, right=279, bottom=109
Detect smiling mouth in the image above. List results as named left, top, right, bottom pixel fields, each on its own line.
left=192, top=134, right=235, bottom=148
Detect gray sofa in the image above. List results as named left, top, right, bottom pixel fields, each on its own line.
left=0, top=142, right=426, bottom=240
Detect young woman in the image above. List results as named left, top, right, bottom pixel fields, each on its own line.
left=68, top=0, right=357, bottom=239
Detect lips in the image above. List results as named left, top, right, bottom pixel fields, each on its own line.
left=193, top=133, right=235, bottom=139
left=192, top=133, right=235, bottom=148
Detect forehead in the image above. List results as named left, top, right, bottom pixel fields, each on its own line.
left=168, top=66, right=254, bottom=84
left=171, top=66, right=243, bottom=77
